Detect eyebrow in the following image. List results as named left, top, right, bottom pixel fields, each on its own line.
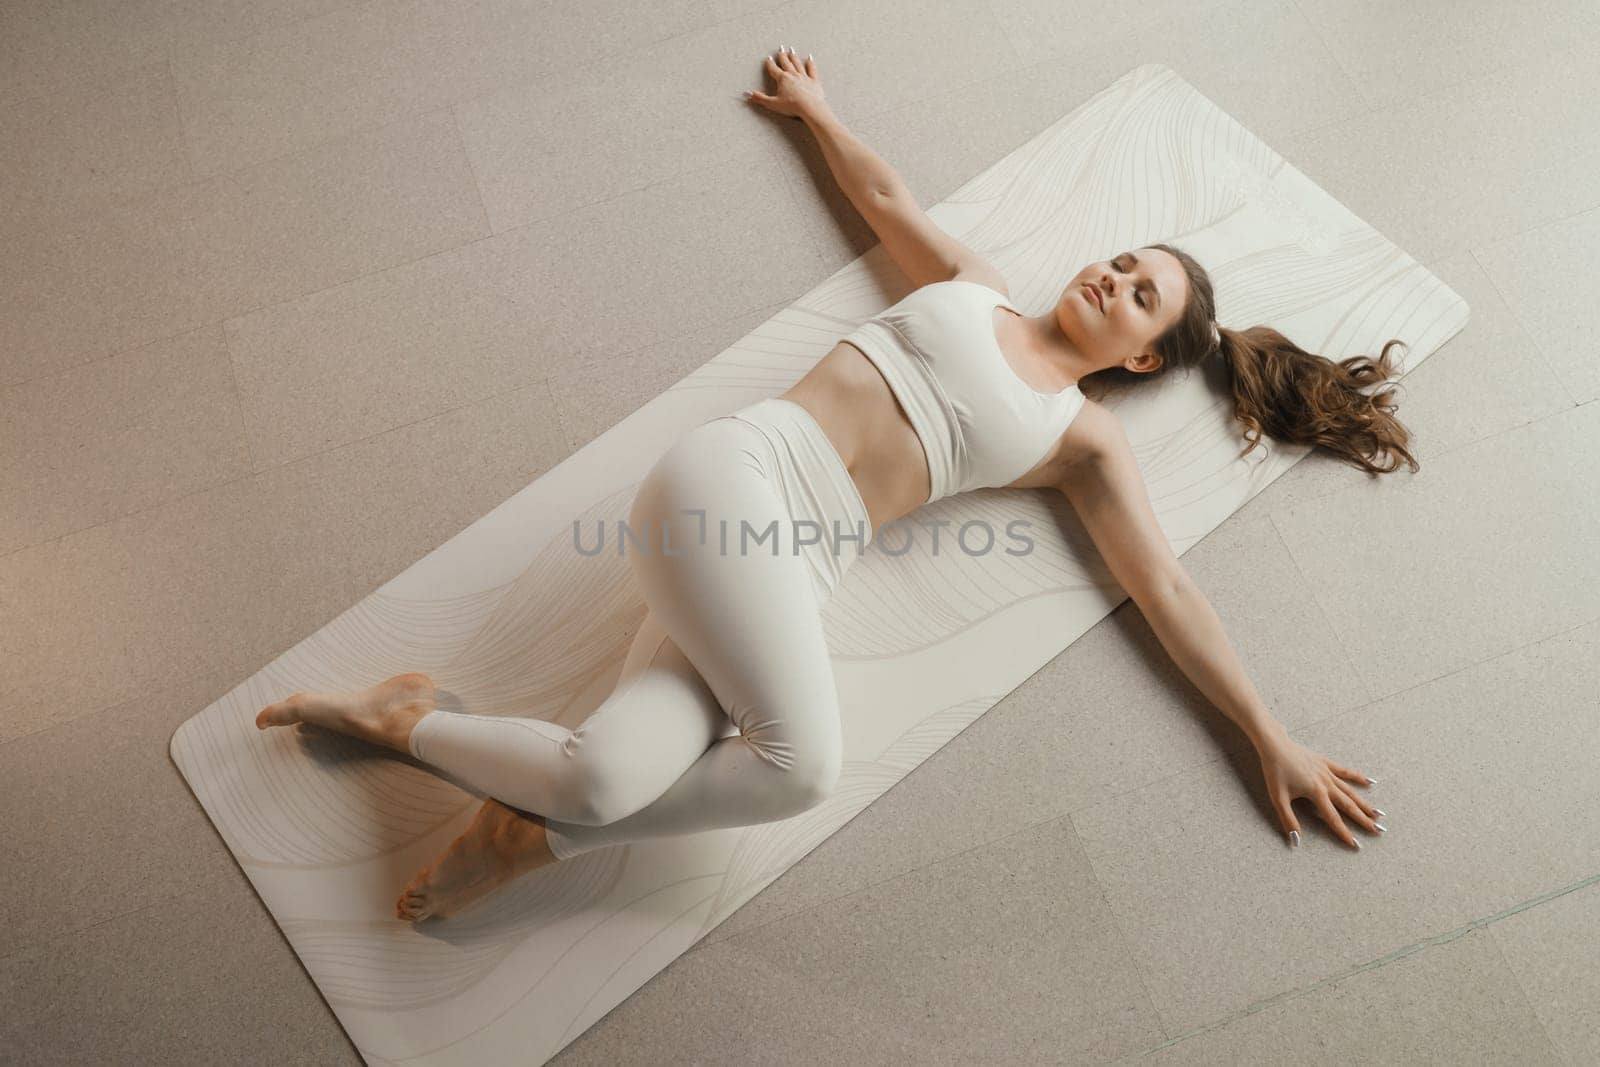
left=1120, top=251, right=1162, bottom=311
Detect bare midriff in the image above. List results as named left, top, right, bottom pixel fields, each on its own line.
left=778, top=341, right=1070, bottom=534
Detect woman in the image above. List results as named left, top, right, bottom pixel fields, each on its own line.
left=258, top=48, right=1408, bottom=921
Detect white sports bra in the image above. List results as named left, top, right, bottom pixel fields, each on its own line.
left=840, top=279, right=1087, bottom=504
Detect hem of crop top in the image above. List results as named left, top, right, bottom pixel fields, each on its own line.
left=838, top=328, right=953, bottom=507
left=843, top=282, right=1088, bottom=505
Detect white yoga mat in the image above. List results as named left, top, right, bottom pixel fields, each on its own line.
left=171, top=63, right=1469, bottom=1065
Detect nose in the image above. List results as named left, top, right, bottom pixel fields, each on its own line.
left=1098, top=268, right=1117, bottom=301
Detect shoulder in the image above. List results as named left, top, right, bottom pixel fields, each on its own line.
left=947, top=259, right=1011, bottom=301
left=1053, top=398, right=1128, bottom=486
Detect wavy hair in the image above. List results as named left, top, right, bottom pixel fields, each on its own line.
left=1081, top=242, right=1420, bottom=475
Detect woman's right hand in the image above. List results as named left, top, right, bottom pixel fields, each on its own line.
left=745, top=46, right=828, bottom=121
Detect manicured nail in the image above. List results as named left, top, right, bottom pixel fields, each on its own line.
left=1374, top=807, right=1386, bottom=817
left=807, top=53, right=813, bottom=61
left=1352, top=838, right=1362, bottom=851
left=1288, top=830, right=1300, bottom=848
left=1367, top=777, right=1379, bottom=785
left=1374, top=822, right=1387, bottom=833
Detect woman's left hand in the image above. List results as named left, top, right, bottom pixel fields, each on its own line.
left=1256, top=733, right=1383, bottom=850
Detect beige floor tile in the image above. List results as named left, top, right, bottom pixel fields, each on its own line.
left=0, top=666, right=249, bottom=963
left=0, top=378, right=567, bottom=743
left=559, top=929, right=921, bottom=1065
left=457, top=0, right=1017, bottom=238
left=715, top=815, right=1165, bottom=1063
left=699, top=505, right=1370, bottom=950
left=1270, top=401, right=1600, bottom=700
left=1290, top=0, right=1600, bottom=111
left=1276, top=39, right=1600, bottom=266
left=1357, top=251, right=1576, bottom=461
left=172, top=0, right=775, bottom=180
left=989, top=0, right=1365, bottom=146
left=0, top=61, right=190, bottom=242
left=457, top=17, right=803, bottom=235
left=0, top=7, right=167, bottom=102
left=989, top=0, right=1227, bottom=66
left=1472, top=205, right=1600, bottom=406
left=0, top=871, right=358, bottom=1064
left=0, top=326, right=251, bottom=555
left=1491, top=880, right=1600, bottom=1065
left=548, top=299, right=791, bottom=452
left=766, top=0, right=1019, bottom=126
left=1071, top=617, right=1600, bottom=1034
left=1139, top=927, right=1562, bottom=1065
left=224, top=143, right=821, bottom=470
left=0, top=0, right=349, bottom=101
left=1, top=108, right=488, bottom=388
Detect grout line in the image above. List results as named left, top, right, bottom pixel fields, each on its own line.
left=1480, top=918, right=1573, bottom=1065
left=701, top=603, right=1600, bottom=968
left=1284, top=0, right=1365, bottom=111
left=0, top=278, right=805, bottom=568
left=1264, top=508, right=1375, bottom=705
left=3, top=118, right=784, bottom=398
left=448, top=102, right=495, bottom=238
left=0, top=894, right=167, bottom=969
left=163, top=57, right=198, bottom=187
left=1068, top=809, right=1175, bottom=1041
left=1130, top=869, right=1600, bottom=1057
left=217, top=323, right=260, bottom=475
left=0, top=0, right=797, bottom=251
left=0, top=370, right=550, bottom=564
left=16, top=0, right=1559, bottom=393
left=1267, top=30, right=1597, bottom=150
left=1467, top=245, right=1584, bottom=410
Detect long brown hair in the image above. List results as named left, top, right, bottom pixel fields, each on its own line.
left=1082, top=242, right=1420, bottom=475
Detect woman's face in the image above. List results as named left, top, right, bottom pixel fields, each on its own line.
left=1053, top=247, right=1189, bottom=371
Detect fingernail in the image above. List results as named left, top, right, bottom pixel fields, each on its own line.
left=1288, top=830, right=1299, bottom=848
left=1367, top=777, right=1379, bottom=785
left=807, top=52, right=814, bottom=61
left=1374, top=822, right=1387, bottom=833
left=1352, top=838, right=1362, bottom=851
left=1374, top=807, right=1386, bottom=817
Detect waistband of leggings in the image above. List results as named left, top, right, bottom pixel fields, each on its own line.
left=722, top=397, right=872, bottom=538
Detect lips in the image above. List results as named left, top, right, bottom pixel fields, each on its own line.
left=1082, top=283, right=1103, bottom=313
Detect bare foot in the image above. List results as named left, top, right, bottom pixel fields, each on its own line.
left=397, top=798, right=558, bottom=921
left=256, top=672, right=436, bottom=755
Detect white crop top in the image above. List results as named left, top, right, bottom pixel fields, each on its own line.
left=840, top=279, right=1087, bottom=504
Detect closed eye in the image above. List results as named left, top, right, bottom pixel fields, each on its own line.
left=1114, top=255, right=1148, bottom=309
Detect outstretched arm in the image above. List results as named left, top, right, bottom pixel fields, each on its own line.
left=1058, top=406, right=1386, bottom=851
left=745, top=46, right=1005, bottom=292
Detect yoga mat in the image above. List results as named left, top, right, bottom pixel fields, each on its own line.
left=171, top=62, right=1469, bottom=1064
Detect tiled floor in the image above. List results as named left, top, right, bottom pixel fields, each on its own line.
left=4, top=0, right=1598, bottom=1063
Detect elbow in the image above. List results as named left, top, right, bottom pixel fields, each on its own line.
left=1141, top=569, right=1189, bottom=609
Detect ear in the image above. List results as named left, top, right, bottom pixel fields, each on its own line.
left=1124, top=349, right=1163, bottom=374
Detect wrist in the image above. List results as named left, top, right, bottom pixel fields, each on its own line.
left=1251, top=719, right=1292, bottom=752
left=801, top=104, right=840, bottom=131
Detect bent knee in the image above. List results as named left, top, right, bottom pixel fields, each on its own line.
left=784, top=753, right=841, bottom=812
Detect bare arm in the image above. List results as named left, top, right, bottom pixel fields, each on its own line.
left=1059, top=408, right=1384, bottom=849
left=1058, top=407, right=1283, bottom=746
left=747, top=48, right=1006, bottom=291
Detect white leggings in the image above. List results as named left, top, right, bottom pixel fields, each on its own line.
left=407, top=398, right=873, bottom=860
